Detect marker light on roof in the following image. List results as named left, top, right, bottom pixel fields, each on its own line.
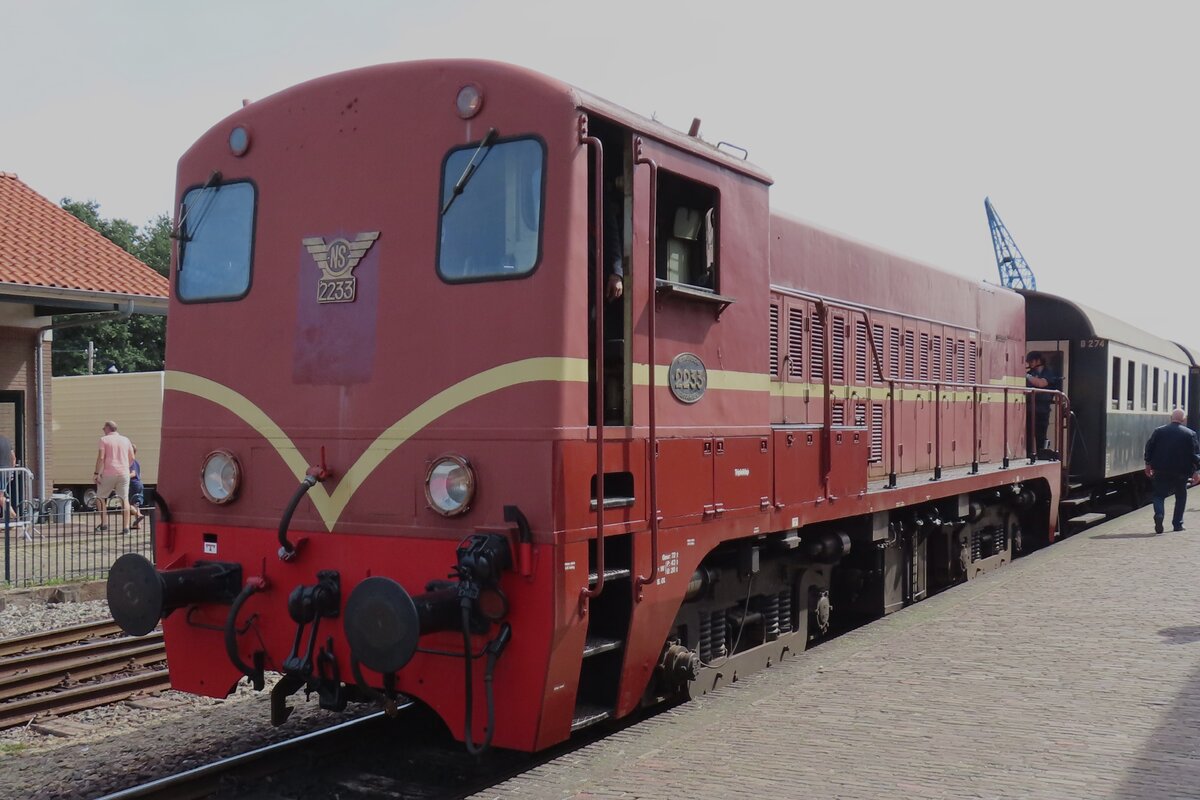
left=456, top=85, right=483, bottom=119
left=229, top=126, right=250, bottom=157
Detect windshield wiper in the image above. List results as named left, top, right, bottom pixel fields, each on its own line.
left=172, top=170, right=222, bottom=243
left=173, top=171, right=223, bottom=270
left=440, top=128, right=497, bottom=216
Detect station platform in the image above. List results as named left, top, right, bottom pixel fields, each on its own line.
left=481, top=499, right=1200, bottom=799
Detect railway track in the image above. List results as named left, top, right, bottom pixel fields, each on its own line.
left=95, top=710, right=397, bottom=800
left=0, top=620, right=168, bottom=730
left=93, top=699, right=603, bottom=800
left=0, top=619, right=123, bottom=657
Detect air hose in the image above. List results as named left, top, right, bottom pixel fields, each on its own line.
left=278, top=475, right=318, bottom=560
left=461, top=603, right=512, bottom=755
left=224, top=577, right=267, bottom=688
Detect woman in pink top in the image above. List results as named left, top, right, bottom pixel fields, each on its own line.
left=93, top=420, right=135, bottom=534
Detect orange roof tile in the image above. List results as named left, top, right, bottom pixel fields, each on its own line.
left=0, top=173, right=169, bottom=299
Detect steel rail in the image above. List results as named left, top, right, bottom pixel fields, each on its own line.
left=0, top=668, right=171, bottom=731
left=0, top=639, right=166, bottom=700
left=0, top=619, right=123, bottom=657
left=95, top=709, right=398, bottom=800
left=0, top=632, right=163, bottom=677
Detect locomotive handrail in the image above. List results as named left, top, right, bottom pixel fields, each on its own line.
left=1023, top=386, right=1072, bottom=472
left=889, top=378, right=898, bottom=489
left=579, top=117, right=607, bottom=613
left=773, top=285, right=1072, bottom=490
left=861, top=375, right=1070, bottom=486
left=819, top=300, right=834, bottom=500
left=634, top=137, right=660, bottom=599
left=973, top=384, right=980, bottom=474
left=916, top=380, right=1072, bottom=479
left=1003, top=386, right=1011, bottom=469
left=934, top=383, right=943, bottom=480
left=830, top=306, right=894, bottom=487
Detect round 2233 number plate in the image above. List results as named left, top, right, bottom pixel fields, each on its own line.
left=668, top=353, right=707, bottom=404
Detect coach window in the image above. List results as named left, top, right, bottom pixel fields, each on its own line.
left=1126, top=361, right=1135, bottom=410
left=1153, top=367, right=1160, bottom=411
left=177, top=181, right=255, bottom=302
left=1141, top=364, right=1149, bottom=410
left=656, top=171, right=718, bottom=291
left=1111, top=358, right=1121, bottom=410
left=438, top=137, right=545, bottom=282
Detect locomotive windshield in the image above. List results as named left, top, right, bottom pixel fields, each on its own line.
left=177, top=181, right=255, bottom=302
left=437, top=137, right=544, bottom=282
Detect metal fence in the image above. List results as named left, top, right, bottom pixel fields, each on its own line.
left=1, top=468, right=154, bottom=588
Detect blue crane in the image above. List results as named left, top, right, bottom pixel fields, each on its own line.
left=984, top=197, right=1036, bottom=290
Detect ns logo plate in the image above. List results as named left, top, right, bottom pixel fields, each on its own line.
left=669, top=353, right=707, bottom=404
left=303, top=232, right=380, bottom=304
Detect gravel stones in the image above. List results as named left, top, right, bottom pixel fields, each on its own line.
left=0, top=590, right=363, bottom=798
left=0, top=598, right=111, bottom=639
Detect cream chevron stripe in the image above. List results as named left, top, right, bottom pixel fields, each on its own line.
left=167, top=359, right=1027, bottom=531
left=631, top=363, right=768, bottom=391
left=166, top=357, right=590, bottom=531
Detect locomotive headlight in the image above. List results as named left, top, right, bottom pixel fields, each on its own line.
left=425, top=455, right=475, bottom=516
left=200, top=449, right=242, bottom=504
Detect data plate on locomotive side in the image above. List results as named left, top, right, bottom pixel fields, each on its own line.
left=318, top=276, right=356, bottom=304
left=669, top=352, right=707, bottom=404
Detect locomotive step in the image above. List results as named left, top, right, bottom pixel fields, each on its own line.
left=589, top=496, right=636, bottom=510
left=582, top=635, right=623, bottom=658
left=570, top=703, right=612, bottom=732
left=588, top=567, right=632, bottom=585
left=1060, top=497, right=1090, bottom=509
left=1067, top=512, right=1107, bottom=528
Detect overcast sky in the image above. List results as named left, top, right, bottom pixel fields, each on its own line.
left=2, top=1, right=1196, bottom=346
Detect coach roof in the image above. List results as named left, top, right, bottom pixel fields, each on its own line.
left=1020, top=289, right=1186, bottom=363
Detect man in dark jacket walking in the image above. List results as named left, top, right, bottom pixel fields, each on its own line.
left=1144, top=408, right=1200, bottom=533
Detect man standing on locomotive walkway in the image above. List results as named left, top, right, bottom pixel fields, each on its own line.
left=1143, top=408, right=1200, bottom=533
left=93, top=420, right=135, bottom=535
left=1025, top=351, right=1062, bottom=458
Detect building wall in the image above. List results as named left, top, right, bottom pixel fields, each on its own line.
left=0, top=324, right=49, bottom=497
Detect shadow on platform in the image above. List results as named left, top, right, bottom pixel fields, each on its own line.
left=1089, top=532, right=1159, bottom=540
left=1157, top=625, right=1200, bottom=645
left=1114, top=661, right=1200, bottom=799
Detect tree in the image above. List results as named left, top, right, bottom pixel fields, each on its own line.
left=52, top=200, right=169, bottom=375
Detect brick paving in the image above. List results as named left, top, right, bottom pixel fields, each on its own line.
left=481, top=499, right=1200, bottom=799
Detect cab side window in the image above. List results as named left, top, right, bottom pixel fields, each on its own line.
left=655, top=171, right=718, bottom=291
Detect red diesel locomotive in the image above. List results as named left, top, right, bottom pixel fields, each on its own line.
left=107, top=60, right=1065, bottom=753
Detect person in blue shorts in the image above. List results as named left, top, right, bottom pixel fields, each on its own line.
left=129, top=444, right=145, bottom=529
